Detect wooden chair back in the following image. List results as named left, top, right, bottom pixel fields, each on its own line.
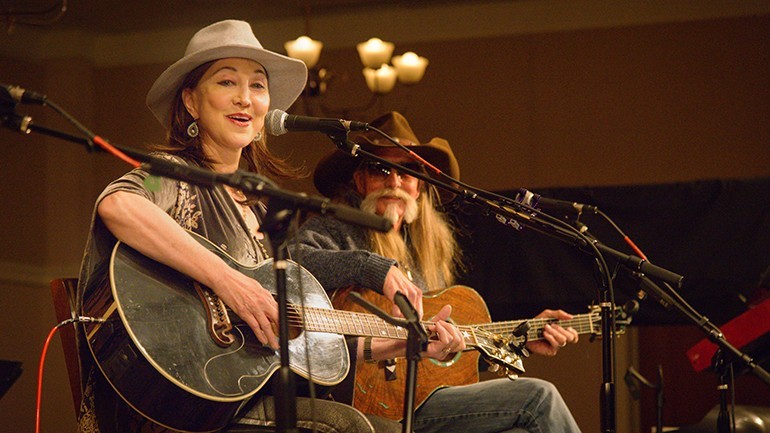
left=49, top=278, right=81, bottom=417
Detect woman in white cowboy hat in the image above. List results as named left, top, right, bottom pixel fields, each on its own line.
left=76, top=20, right=400, bottom=433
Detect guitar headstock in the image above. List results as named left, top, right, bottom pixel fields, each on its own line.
left=587, top=301, right=635, bottom=340
left=468, top=330, right=526, bottom=379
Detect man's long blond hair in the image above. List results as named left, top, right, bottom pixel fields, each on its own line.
left=368, top=185, right=462, bottom=293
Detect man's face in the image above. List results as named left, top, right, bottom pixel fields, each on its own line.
left=354, top=148, right=422, bottom=227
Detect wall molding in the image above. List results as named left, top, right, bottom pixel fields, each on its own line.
left=1, top=0, right=768, bottom=67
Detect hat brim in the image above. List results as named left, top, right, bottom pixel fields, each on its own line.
left=146, top=45, right=307, bottom=128
left=313, top=138, right=460, bottom=203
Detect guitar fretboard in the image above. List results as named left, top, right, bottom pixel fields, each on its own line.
left=287, top=305, right=480, bottom=344
left=288, top=305, right=603, bottom=347
left=475, top=313, right=600, bottom=341
left=288, top=305, right=409, bottom=339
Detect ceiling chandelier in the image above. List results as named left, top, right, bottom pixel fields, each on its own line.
left=284, top=35, right=429, bottom=96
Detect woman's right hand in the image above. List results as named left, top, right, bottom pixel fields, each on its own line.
left=382, top=265, right=423, bottom=319
left=99, top=191, right=280, bottom=349
left=210, top=268, right=280, bottom=350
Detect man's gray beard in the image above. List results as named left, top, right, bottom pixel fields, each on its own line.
left=360, top=188, right=418, bottom=226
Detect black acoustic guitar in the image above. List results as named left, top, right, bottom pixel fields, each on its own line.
left=81, top=231, right=520, bottom=432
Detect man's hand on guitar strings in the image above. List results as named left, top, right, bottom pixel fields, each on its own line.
left=526, top=309, right=579, bottom=356
left=424, top=304, right=466, bottom=360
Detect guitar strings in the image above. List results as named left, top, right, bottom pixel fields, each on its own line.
left=479, top=315, right=601, bottom=341
left=278, top=304, right=606, bottom=347
left=281, top=304, right=492, bottom=346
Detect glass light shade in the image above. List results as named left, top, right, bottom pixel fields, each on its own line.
left=363, top=65, right=397, bottom=94
left=284, top=36, right=323, bottom=68
left=356, top=38, right=394, bottom=69
left=392, top=52, right=429, bottom=84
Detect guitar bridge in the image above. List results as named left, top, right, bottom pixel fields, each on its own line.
left=194, top=281, right=235, bottom=347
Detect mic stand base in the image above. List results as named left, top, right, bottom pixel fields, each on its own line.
left=714, top=350, right=735, bottom=433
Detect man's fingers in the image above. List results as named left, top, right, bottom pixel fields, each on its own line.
left=431, top=304, right=452, bottom=322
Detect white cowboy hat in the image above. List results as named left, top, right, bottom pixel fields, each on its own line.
left=146, top=19, right=307, bottom=128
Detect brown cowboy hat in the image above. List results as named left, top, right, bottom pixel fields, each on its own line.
left=313, top=111, right=460, bottom=202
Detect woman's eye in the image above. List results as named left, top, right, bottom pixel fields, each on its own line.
left=251, top=81, right=267, bottom=90
left=218, top=79, right=235, bottom=86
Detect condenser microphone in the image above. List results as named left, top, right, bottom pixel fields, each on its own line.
left=515, top=188, right=598, bottom=215
left=265, top=109, right=368, bottom=136
left=0, top=83, right=47, bottom=105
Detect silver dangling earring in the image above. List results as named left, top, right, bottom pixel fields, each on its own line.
left=253, top=131, right=263, bottom=142
left=187, top=120, right=199, bottom=138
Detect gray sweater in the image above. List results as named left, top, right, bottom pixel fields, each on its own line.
left=291, top=214, right=399, bottom=294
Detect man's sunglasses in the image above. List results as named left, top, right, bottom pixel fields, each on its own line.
left=361, top=161, right=424, bottom=179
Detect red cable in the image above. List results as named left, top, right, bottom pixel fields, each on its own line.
left=623, top=235, right=648, bottom=261
left=36, top=324, right=62, bottom=433
left=93, top=135, right=141, bottom=168
left=403, top=148, right=442, bottom=176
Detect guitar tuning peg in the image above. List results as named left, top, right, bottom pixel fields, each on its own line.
left=512, top=358, right=525, bottom=374
left=511, top=321, right=530, bottom=338
left=506, top=371, right=519, bottom=381
left=507, top=341, right=530, bottom=358
left=487, top=363, right=500, bottom=373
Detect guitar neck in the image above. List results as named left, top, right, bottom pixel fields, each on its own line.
left=292, top=306, right=599, bottom=346
left=293, top=304, right=413, bottom=340
left=293, top=305, right=470, bottom=343
left=475, top=313, right=599, bottom=342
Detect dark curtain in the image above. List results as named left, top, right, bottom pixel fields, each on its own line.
left=450, top=177, right=770, bottom=326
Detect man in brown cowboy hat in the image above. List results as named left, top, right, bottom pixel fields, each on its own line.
left=292, top=112, right=583, bottom=433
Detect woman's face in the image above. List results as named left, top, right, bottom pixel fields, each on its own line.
left=182, top=57, right=270, bottom=154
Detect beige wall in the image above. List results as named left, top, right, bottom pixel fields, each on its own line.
left=1, top=4, right=768, bottom=433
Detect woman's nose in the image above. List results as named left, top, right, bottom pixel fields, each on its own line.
left=234, top=85, right=251, bottom=106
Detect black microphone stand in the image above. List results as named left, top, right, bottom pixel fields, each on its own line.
left=348, top=292, right=428, bottom=433
left=260, top=196, right=299, bottom=433
left=578, top=206, right=770, bottom=433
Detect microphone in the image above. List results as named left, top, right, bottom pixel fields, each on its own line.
left=0, top=110, right=33, bottom=134
left=265, top=109, right=368, bottom=136
left=515, top=188, right=598, bottom=215
left=0, top=83, right=47, bottom=105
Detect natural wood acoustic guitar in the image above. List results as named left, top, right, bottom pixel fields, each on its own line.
left=332, top=286, right=626, bottom=420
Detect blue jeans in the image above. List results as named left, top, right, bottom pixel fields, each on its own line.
left=411, top=377, right=581, bottom=433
